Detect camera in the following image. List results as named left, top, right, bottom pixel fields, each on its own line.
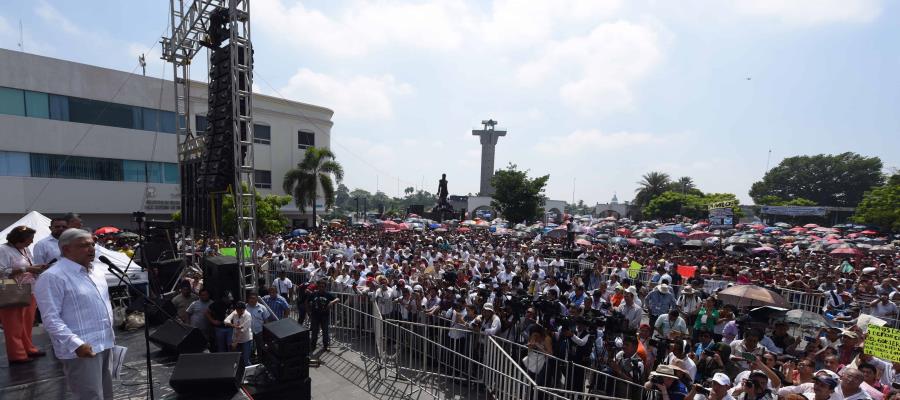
left=651, top=376, right=665, bottom=385
left=695, top=386, right=710, bottom=395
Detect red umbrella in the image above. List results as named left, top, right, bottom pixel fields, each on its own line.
left=626, top=238, right=642, bottom=247
left=789, top=227, right=807, bottom=233
left=748, top=224, right=765, bottom=231
left=457, top=227, right=471, bottom=233
left=830, top=247, right=862, bottom=256
left=616, top=228, right=632, bottom=237
left=575, top=239, right=592, bottom=246
left=688, top=231, right=712, bottom=240
left=803, top=223, right=819, bottom=229
left=94, top=226, right=120, bottom=235
left=860, top=230, right=878, bottom=236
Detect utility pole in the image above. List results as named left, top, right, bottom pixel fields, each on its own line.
left=18, top=20, right=23, bottom=51
left=138, top=54, right=147, bottom=76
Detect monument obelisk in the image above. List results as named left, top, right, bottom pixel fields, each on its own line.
left=472, top=119, right=506, bottom=196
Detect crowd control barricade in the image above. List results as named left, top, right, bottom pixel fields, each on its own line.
left=492, top=336, right=658, bottom=400
left=484, top=336, right=538, bottom=400
left=772, top=287, right=825, bottom=313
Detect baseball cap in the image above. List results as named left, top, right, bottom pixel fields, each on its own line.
left=712, top=373, right=731, bottom=386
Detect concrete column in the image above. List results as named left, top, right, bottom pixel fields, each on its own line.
left=472, top=121, right=506, bottom=196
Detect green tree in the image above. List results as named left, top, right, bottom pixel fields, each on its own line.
left=221, top=190, right=292, bottom=236
left=335, top=183, right=350, bottom=209
left=490, top=164, right=549, bottom=223
left=851, top=181, right=900, bottom=231
left=672, top=176, right=696, bottom=194
left=634, top=171, right=671, bottom=207
left=282, top=147, right=344, bottom=229
left=749, top=152, right=884, bottom=207
left=644, top=192, right=743, bottom=220
left=404, top=186, right=415, bottom=196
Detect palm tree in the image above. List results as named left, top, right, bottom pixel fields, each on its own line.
left=676, top=176, right=695, bottom=194
left=634, top=171, right=671, bottom=207
left=283, top=147, right=344, bottom=229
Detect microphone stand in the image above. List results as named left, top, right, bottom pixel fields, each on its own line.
left=106, top=264, right=170, bottom=400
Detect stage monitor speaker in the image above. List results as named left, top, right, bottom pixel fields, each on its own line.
left=169, top=352, right=244, bottom=396
left=149, top=319, right=208, bottom=354
left=202, top=255, right=241, bottom=302
left=262, top=353, right=309, bottom=382
left=262, top=318, right=310, bottom=358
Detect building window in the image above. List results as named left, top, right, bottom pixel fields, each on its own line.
left=254, top=124, right=271, bottom=144
left=0, top=151, right=31, bottom=177
left=49, top=94, right=69, bottom=121
left=163, top=163, right=180, bottom=184
left=298, top=131, right=314, bottom=149
left=24, top=91, right=49, bottom=118
left=123, top=160, right=147, bottom=182
left=254, top=170, right=272, bottom=189
left=30, top=153, right=124, bottom=181
left=142, top=108, right=160, bottom=131
left=160, top=111, right=177, bottom=133
left=0, top=87, right=25, bottom=116
left=195, top=114, right=208, bottom=134
left=67, top=97, right=141, bottom=130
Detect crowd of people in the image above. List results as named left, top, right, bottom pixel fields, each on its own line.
left=191, top=217, right=900, bottom=400
left=4, top=212, right=900, bottom=400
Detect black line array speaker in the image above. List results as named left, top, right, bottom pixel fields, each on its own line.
left=149, top=319, right=208, bottom=354
left=202, top=255, right=241, bottom=302
left=244, top=376, right=311, bottom=400
left=169, top=352, right=244, bottom=396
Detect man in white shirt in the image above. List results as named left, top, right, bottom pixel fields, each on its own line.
left=225, top=301, right=253, bottom=367
left=34, top=229, right=115, bottom=400
left=33, top=216, right=68, bottom=265
left=273, top=271, right=294, bottom=302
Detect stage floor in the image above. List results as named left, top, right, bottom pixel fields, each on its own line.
left=1, top=325, right=375, bottom=400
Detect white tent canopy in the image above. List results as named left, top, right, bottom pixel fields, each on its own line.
left=1, top=211, right=147, bottom=286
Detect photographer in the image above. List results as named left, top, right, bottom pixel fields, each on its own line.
left=306, top=280, right=340, bottom=351
left=729, top=370, right=775, bottom=400
left=645, top=364, right=690, bottom=400
left=686, top=373, right=735, bottom=400
left=563, top=318, right=593, bottom=391
left=612, top=335, right=645, bottom=397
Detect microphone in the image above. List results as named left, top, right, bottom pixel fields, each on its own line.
left=99, top=255, right=127, bottom=279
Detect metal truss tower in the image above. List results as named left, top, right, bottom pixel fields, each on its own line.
left=161, top=0, right=258, bottom=299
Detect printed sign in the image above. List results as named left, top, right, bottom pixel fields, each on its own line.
left=760, top=206, right=827, bottom=217
left=864, top=325, right=900, bottom=363
left=628, top=260, right=643, bottom=278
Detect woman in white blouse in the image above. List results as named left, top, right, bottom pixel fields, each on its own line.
left=0, top=226, right=50, bottom=365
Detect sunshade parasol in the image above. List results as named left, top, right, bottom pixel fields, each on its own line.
left=717, top=285, right=790, bottom=308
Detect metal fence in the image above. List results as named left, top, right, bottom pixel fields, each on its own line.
left=311, top=282, right=662, bottom=400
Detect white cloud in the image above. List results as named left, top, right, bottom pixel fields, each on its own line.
left=35, top=1, right=83, bottom=35
left=255, top=0, right=474, bottom=57
left=733, top=0, right=882, bottom=26
left=535, top=129, right=662, bottom=154
left=517, top=21, right=662, bottom=115
left=279, top=68, right=413, bottom=120
left=480, top=0, right=622, bottom=46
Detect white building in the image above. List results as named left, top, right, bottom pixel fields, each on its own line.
left=0, top=49, right=333, bottom=229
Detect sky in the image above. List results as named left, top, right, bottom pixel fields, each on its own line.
left=1, top=0, right=898, bottom=205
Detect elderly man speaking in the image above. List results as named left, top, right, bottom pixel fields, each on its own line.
left=35, top=229, right=115, bottom=400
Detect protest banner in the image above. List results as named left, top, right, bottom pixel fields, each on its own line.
left=864, top=325, right=900, bottom=363
left=628, top=260, right=643, bottom=278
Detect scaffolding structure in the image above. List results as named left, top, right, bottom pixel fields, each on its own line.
left=161, top=0, right=258, bottom=299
